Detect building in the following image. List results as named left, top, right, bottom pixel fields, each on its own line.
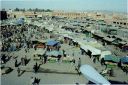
left=52, top=11, right=87, bottom=18
left=0, top=11, right=8, bottom=20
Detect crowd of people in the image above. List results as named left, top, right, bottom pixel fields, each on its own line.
left=1, top=18, right=127, bottom=84
left=1, top=24, right=29, bottom=52
left=0, top=22, right=91, bottom=78
left=1, top=24, right=46, bottom=52
left=1, top=22, right=78, bottom=71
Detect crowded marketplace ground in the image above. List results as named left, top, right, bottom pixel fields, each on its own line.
left=1, top=17, right=128, bottom=85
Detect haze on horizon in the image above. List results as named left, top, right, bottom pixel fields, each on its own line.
left=1, top=0, right=128, bottom=13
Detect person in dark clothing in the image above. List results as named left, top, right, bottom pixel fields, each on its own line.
left=109, top=68, right=114, bottom=77
left=101, top=58, right=105, bottom=65
left=43, top=55, right=47, bottom=64
left=72, top=58, right=76, bottom=65
left=17, top=67, right=20, bottom=76
left=35, top=62, right=38, bottom=73
left=24, top=55, right=27, bottom=66
left=62, top=50, right=65, bottom=56
left=124, top=67, right=128, bottom=75
left=15, top=59, right=18, bottom=67
left=25, top=48, right=27, bottom=53
left=21, top=57, right=24, bottom=65
left=35, top=62, right=38, bottom=67
left=33, top=65, right=36, bottom=73
left=57, top=55, right=61, bottom=62
left=34, top=77, right=37, bottom=84
left=33, top=64, right=38, bottom=73
left=93, top=57, right=96, bottom=63
left=34, top=77, right=40, bottom=85
left=78, top=58, right=81, bottom=70
left=1, top=54, right=6, bottom=63
left=34, top=45, right=37, bottom=51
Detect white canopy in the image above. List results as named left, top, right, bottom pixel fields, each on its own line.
left=79, top=43, right=101, bottom=55
left=80, top=64, right=110, bottom=85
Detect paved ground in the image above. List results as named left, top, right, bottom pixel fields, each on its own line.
left=1, top=24, right=128, bottom=85
left=1, top=42, right=128, bottom=85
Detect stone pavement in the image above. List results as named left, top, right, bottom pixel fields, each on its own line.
left=1, top=44, right=86, bottom=85
left=1, top=42, right=128, bottom=85
left=1, top=28, right=128, bottom=85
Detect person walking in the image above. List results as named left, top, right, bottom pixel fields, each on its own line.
left=125, top=67, right=128, bottom=75
left=57, top=55, right=61, bottom=63
left=62, top=49, right=65, bottom=56
left=24, top=55, right=27, bottom=66
left=93, top=57, right=96, bottom=63
left=109, top=68, right=114, bottom=77
left=78, top=58, right=81, bottom=70
left=34, top=45, right=37, bottom=51
left=77, top=58, right=81, bottom=75
left=44, top=55, right=47, bottom=64
left=33, top=62, right=38, bottom=73
left=72, top=58, right=76, bottom=65
left=17, top=67, right=20, bottom=76
left=21, top=57, right=24, bottom=66
left=101, top=58, right=105, bottom=65
left=35, top=62, right=38, bottom=72
left=25, top=48, right=27, bottom=53
left=34, top=77, right=40, bottom=85
left=33, top=65, right=36, bottom=73
left=15, top=59, right=18, bottom=67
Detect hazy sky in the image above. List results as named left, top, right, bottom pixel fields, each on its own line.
left=1, top=0, right=128, bottom=13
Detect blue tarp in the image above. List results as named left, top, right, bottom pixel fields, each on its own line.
left=47, top=40, right=59, bottom=46
left=16, top=18, right=24, bottom=25
left=120, top=56, right=128, bottom=64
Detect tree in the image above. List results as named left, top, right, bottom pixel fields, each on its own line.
left=22, top=8, right=25, bottom=12
left=14, top=8, right=19, bottom=11
left=2, top=8, right=5, bottom=11
left=35, top=8, right=39, bottom=12
left=46, top=9, right=52, bottom=12
left=41, top=9, right=45, bottom=12
left=28, top=8, right=32, bottom=11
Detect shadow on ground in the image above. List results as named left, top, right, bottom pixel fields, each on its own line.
left=25, top=67, right=78, bottom=75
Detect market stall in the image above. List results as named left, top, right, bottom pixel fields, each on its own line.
left=33, top=48, right=46, bottom=60
left=120, top=56, right=128, bottom=67
left=104, top=55, right=120, bottom=68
